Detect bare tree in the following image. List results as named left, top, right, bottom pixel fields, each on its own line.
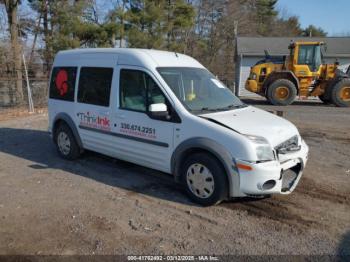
left=1, top=0, right=23, bottom=103
left=187, top=0, right=255, bottom=88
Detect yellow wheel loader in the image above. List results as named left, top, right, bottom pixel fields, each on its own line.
left=245, top=41, right=350, bottom=107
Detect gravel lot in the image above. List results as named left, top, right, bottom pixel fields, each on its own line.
left=0, top=99, right=349, bottom=256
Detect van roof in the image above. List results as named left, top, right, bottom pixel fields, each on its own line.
left=55, top=48, right=204, bottom=68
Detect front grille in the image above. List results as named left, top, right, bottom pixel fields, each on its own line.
left=281, top=163, right=302, bottom=192
left=275, top=135, right=301, bottom=155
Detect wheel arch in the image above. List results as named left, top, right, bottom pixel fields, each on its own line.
left=171, top=137, right=239, bottom=198
left=53, top=113, right=83, bottom=150
left=263, top=71, right=299, bottom=95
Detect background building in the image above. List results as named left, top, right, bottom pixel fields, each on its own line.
left=235, top=37, right=350, bottom=97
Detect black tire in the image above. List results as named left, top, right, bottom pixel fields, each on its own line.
left=330, top=78, right=350, bottom=107
left=180, top=153, right=228, bottom=206
left=266, top=79, right=297, bottom=106
left=54, top=123, right=81, bottom=160
left=322, top=79, right=338, bottom=104
left=318, top=94, right=330, bottom=104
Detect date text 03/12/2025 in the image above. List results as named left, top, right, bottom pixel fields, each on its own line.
left=127, top=255, right=219, bottom=261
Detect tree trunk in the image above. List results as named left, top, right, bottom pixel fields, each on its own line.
left=5, top=0, right=23, bottom=104
left=43, top=0, right=51, bottom=74
left=119, top=0, right=126, bottom=48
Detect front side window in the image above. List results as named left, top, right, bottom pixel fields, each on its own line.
left=77, top=67, right=113, bottom=107
left=157, top=67, right=245, bottom=114
left=49, top=67, right=77, bottom=101
left=120, top=69, right=166, bottom=112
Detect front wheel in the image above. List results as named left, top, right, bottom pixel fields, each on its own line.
left=266, top=79, right=297, bottom=106
left=180, top=153, right=228, bottom=206
left=330, top=79, right=350, bottom=107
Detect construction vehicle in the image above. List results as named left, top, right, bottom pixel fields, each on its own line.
left=245, top=41, right=350, bottom=107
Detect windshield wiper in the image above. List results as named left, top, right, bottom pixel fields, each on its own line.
left=215, top=104, right=248, bottom=111
left=197, top=107, right=219, bottom=112
left=194, top=104, right=247, bottom=113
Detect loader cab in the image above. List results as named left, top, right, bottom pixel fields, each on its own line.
left=289, top=42, right=324, bottom=74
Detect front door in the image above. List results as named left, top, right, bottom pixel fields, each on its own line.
left=111, top=66, right=179, bottom=173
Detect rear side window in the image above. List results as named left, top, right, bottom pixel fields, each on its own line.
left=49, top=67, right=77, bottom=101
left=77, top=67, right=113, bottom=107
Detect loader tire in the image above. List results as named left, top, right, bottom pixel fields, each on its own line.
left=330, top=78, right=350, bottom=107
left=266, top=79, right=297, bottom=106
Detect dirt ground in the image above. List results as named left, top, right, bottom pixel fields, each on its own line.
left=0, top=98, right=349, bottom=256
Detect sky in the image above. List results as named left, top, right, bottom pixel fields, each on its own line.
left=277, top=0, right=350, bottom=36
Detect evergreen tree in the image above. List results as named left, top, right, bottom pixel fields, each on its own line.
left=28, top=0, right=119, bottom=67
left=126, top=0, right=167, bottom=49
left=255, top=0, right=278, bottom=36
left=166, top=0, right=195, bottom=51
left=125, top=0, right=195, bottom=51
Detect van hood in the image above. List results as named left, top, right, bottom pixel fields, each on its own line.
left=201, top=106, right=299, bottom=147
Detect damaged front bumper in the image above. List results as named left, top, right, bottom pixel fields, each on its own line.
left=235, top=139, right=309, bottom=196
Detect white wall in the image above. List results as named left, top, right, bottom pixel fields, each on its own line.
left=238, top=56, right=261, bottom=97
left=238, top=56, right=350, bottom=97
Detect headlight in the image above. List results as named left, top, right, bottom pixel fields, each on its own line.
left=275, top=135, right=300, bottom=154
left=256, top=145, right=274, bottom=161
left=245, top=135, right=275, bottom=161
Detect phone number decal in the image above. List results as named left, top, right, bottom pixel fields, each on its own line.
left=120, top=123, right=156, bottom=139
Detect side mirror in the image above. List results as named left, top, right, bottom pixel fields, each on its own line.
left=148, top=103, right=169, bottom=119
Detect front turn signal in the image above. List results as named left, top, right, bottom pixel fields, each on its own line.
left=237, top=163, right=253, bottom=171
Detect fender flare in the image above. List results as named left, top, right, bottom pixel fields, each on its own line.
left=52, top=112, right=83, bottom=150
left=171, top=137, right=240, bottom=197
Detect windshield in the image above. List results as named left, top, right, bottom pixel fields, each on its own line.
left=157, top=67, right=245, bottom=113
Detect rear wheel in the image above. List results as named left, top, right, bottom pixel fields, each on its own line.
left=266, top=79, right=297, bottom=106
left=180, top=153, right=228, bottom=206
left=330, top=78, right=350, bottom=107
left=318, top=94, right=330, bottom=104
left=55, top=123, right=81, bottom=160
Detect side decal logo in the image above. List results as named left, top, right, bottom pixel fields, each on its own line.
left=55, top=69, right=69, bottom=96
left=77, top=112, right=111, bottom=131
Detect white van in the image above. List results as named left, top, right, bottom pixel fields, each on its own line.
left=48, top=48, right=309, bottom=206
